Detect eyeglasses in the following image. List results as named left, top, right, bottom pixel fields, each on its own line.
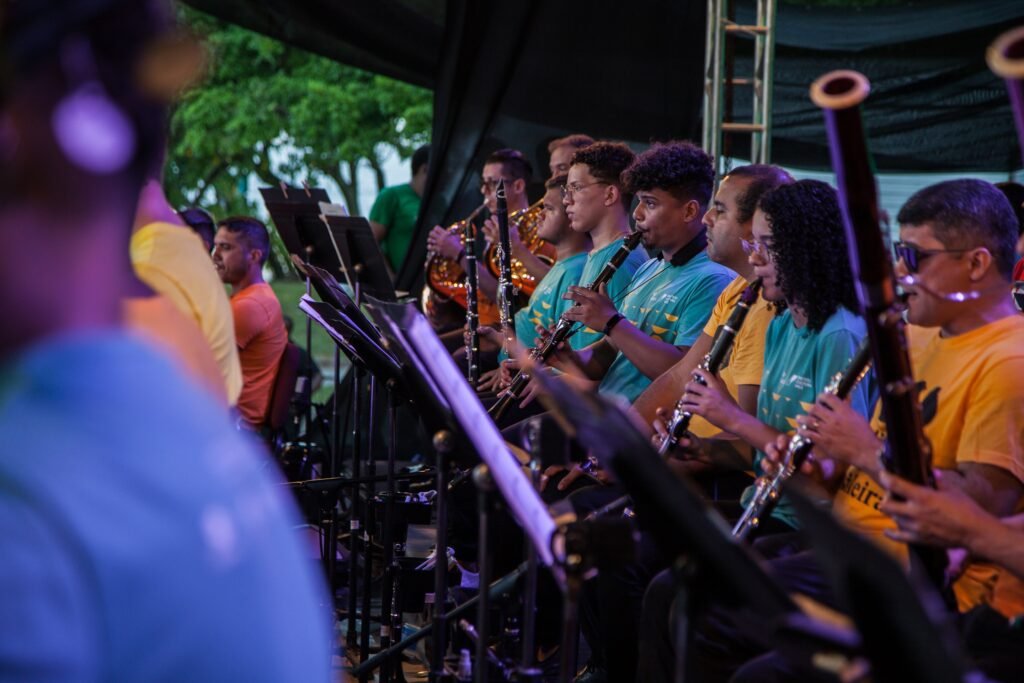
left=740, top=237, right=774, bottom=260
left=892, top=241, right=972, bottom=274
left=560, top=180, right=608, bottom=199
left=480, top=178, right=513, bottom=193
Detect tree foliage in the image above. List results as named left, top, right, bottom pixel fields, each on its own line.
left=166, top=7, right=432, bottom=225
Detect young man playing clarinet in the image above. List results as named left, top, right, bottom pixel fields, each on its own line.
left=475, top=174, right=592, bottom=398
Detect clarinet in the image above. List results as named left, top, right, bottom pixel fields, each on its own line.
left=588, top=278, right=766, bottom=522
left=732, top=338, right=872, bottom=540
left=488, top=231, right=644, bottom=421
left=656, top=278, right=763, bottom=457
left=494, top=180, right=515, bottom=354
left=811, top=69, right=949, bottom=596
left=463, top=216, right=481, bottom=387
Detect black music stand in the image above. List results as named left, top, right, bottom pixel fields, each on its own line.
left=296, top=291, right=407, bottom=678
left=525, top=370, right=860, bottom=682
left=787, top=490, right=968, bottom=683
left=363, top=299, right=563, bottom=683
left=321, top=215, right=396, bottom=303
left=260, top=184, right=334, bottom=272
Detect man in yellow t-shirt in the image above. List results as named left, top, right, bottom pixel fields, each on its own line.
left=800, top=179, right=1024, bottom=614
left=132, top=179, right=243, bottom=406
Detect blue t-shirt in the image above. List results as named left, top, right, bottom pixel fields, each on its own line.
left=500, top=251, right=588, bottom=361
left=598, top=251, right=735, bottom=404
left=0, top=333, right=332, bottom=682
left=571, top=237, right=649, bottom=349
left=744, top=306, right=875, bottom=529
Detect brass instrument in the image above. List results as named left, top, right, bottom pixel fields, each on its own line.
left=732, top=338, right=872, bottom=541
left=425, top=203, right=487, bottom=308
left=484, top=198, right=554, bottom=297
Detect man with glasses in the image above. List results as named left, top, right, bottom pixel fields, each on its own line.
left=428, top=147, right=540, bottom=302
left=559, top=141, right=649, bottom=349
left=798, top=178, right=1024, bottom=616
left=679, top=179, right=1024, bottom=683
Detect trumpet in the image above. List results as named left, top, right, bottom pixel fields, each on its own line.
left=732, top=338, right=872, bottom=541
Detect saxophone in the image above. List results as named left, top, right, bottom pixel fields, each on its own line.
left=731, top=338, right=872, bottom=541
left=488, top=231, right=644, bottom=421
left=656, top=278, right=763, bottom=457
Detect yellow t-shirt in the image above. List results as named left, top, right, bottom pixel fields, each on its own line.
left=832, top=314, right=1024, bottom=613
left=688, top=275, right=774, bottom=438
left=123, top=295, right=228, bottom=406
left=131, top=222, right=243, bottom=405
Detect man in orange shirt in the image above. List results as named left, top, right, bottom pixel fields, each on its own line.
left=213, top=216, right=287, bottom=429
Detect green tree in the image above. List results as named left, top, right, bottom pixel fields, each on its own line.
left=166, top=7, right=431, bottom=227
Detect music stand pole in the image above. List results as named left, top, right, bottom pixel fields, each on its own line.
left=472, top=465, right=495, bottom=683
left=430, top=430, right=455, bottom=682
left=303, top=245, right=315, bottom=433
left=359, top=373, right=378, bottom=670
left=346, top=362, right=362, bottom=650
left=670, top=558, right=697, bottom=683
left=517, top=426, right=544, bottom=682
left=379, top=380, right=401, bottom=683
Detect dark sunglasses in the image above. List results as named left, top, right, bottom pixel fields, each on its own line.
left=892, top=241, right=972, bottom=273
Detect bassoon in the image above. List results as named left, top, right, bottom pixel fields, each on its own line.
left=987, top=26, right=1024, bottom=165
left=810, top=69, right=948, bottom=595
left=488, top=231, right=644, bottom=421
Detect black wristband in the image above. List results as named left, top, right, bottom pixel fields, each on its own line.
left=455, top=247, right=466, bottom=262
left=603, top=313, right=625, bottom=335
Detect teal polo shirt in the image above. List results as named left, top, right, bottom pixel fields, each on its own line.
left=598, top=245, right=734, bottom=404
left=499, top=251, right=589, bottom=360
left=571, top=236, right=649, bottom=350
left=743, top=306, right=875, bottom=529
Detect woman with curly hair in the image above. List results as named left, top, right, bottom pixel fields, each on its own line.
left=675, top=178, right=875, bottom=532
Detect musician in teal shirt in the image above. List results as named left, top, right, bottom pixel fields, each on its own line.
left=677, top=179, right=875, bottom=530
left=571, top=237, right=649, bottom=349
left=491, top=176, right=591, bottom=364
left=561, top=142, right=731, bottom=403
left=598, top=249, right=734, bottom=403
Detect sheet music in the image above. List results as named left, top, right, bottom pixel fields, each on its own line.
left=406, top=314, right=557, bottom=566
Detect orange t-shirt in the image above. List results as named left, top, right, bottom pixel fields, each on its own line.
left=123, top=295, right=228, bottom=405
left=231, top=283, right=287, bottom=427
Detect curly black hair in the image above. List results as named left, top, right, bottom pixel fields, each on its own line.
left=757, top=179, right=858, bottom=331
left=621, top=141, right=714, bottom=208
left=571, top=141, right=636, bottom=208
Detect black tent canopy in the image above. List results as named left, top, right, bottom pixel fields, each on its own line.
left=184, top=0, right=1024, bottom=289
